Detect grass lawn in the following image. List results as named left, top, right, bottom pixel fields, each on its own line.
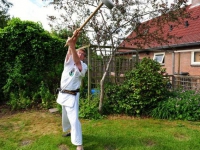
left=0, top=108, right=200, bottom=150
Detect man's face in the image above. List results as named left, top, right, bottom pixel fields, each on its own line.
left=77, top=49, right=86, bottom=60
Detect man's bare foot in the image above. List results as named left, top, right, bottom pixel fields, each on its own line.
left=76, top=145, right=83, bottom=150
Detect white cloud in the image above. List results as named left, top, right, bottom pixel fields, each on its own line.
left=7, top=0, right=57, bottom=31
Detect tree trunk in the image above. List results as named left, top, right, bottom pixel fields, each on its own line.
left=98, top=53, right=114, bottom=113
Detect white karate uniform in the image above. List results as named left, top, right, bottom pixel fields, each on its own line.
left=57, top=55, right=87, bottom=145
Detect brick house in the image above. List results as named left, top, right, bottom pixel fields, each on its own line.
left=118, top=0, right=200, bottom=76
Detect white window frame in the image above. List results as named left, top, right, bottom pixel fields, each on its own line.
left=191, top=50, right=200, bottom=65
left=132, top=55, right=137, bottom=59
left=153, top=52, right=165, bottom=64
left=130, top=54, right=137, bottom=60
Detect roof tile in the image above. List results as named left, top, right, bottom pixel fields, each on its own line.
left=120, top=5, right=200, bottom=49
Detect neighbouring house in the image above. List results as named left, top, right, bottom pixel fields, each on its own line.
left=118, top=0, right=200, bottom=77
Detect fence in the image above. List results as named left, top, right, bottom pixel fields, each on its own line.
left=161, top=75, right=200, bottom=91
left=86, top=46, right=200, bottom=95
left=87, top=46, right=137, bottom=89
left=172, top=75, right=200, bottom=91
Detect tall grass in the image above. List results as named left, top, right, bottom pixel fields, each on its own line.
left=0, top=110, right=200, bottom=150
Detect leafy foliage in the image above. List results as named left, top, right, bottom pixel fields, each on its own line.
left=79, top=95, right=104, bottom=120
left=51, top=29, right=90, bottom=47
left=0, top=18, right=66, bottom=108
left=104, top=57, right=169, bottom=116
left=103, top=83, right=132, bottom=115
left=151, top=90, right=200, bottom=121
left=0, top=0, right=12, bottom=28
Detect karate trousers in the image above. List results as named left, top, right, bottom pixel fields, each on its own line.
left=62, top=93, right=82, bottom=146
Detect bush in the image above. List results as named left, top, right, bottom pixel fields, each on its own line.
left=151, top=90, right=200, bottom=121
left=7, top=91, right=32, bottom=110
left=103, top=83, right=133, bottom=115
left=79, top=94, right=104, bottom=120
left=0, top=18, right=66, bottom=107
left=104, top=57, right=169, bottom=116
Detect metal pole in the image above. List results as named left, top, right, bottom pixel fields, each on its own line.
left=87, top=46, right=91, bottom=101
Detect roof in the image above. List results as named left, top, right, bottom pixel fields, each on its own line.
left=119, top=4, right=200, bottom=51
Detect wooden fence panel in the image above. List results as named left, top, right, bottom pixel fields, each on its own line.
left=88, top=48, right=137, bottom=88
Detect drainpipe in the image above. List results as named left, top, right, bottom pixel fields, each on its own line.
left=172, top=51, right=175, bottom=75
left=178, top=52, right=180, bottom=74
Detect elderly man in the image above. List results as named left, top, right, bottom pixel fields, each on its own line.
left=57, top=29, right=87, bottom=150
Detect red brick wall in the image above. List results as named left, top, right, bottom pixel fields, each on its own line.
left=164, top=52, right=173, bottom=74
left=137, top=51, right=200, bottom=75
left=174, top=52, right=200, bottom=75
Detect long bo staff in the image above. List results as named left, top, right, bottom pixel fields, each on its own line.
left=64, top=0, right=114, bottom=47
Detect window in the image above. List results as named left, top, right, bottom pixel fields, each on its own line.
left=153, top=52, right=165, bottom=64
left=132, top=55, right=137, bottom=61
left=191, top=51, right=200, bottom=65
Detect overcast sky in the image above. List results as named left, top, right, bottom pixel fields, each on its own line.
left=7, top=0, right=56, bottom=31
left=7, top=0, right=192, bottom=32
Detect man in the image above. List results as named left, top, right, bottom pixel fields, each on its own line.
left=57, top=29, right=87, bottom=150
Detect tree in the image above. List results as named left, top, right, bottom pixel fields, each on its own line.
left=0, top=0, right=12, bottom=28
left=47, top=0, right=190, bottom=112
left=0, top=0, right=12, bottom=7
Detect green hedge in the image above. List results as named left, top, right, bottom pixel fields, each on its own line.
left=0, top=18, right=66, bottom=108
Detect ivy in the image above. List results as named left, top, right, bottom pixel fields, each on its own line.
left=0, top=18, right=66, bottom=108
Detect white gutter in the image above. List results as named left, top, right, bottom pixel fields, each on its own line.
left=174, top=49, right=200, bottom=53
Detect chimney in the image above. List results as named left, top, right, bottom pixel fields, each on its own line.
left=191, top=0, right=200, bottom=8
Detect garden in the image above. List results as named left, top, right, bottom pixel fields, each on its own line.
left=1, top=18, right=200, bottom=150
left=1, top=107, right=200, bottom=150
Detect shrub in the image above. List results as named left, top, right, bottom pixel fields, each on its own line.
left=79, top=94, right=104, bottom=120
left=7, top=91, right=32, bottom=110
left=151, top=90, right=200, bottom=121
left=103, top=84, right=133, bottom=115
left=104, top=57, right=169, bottom=116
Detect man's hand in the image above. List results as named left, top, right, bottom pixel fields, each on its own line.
left=72, top=29, right=80, bottom=39
left=64, top=29, right=80, bottom=47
